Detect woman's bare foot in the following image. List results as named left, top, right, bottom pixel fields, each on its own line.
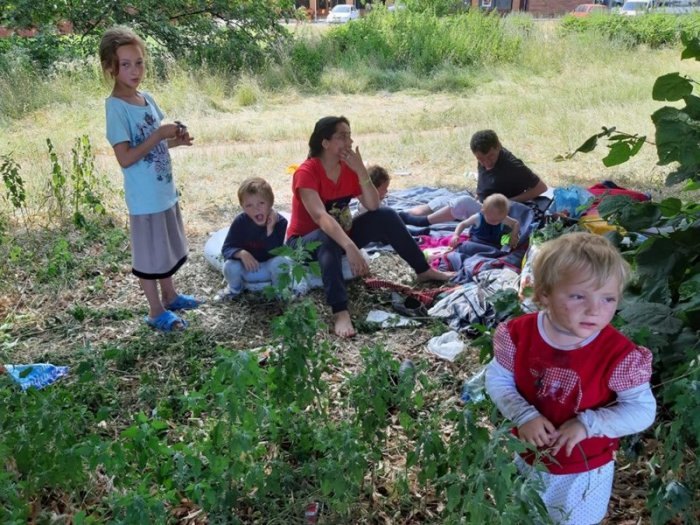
left=417, top=268, right=455, bottom=282
left=333, top=310, right=356, bottom=338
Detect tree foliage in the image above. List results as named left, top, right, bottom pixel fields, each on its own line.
left=0, top=0, right=294, bottom=70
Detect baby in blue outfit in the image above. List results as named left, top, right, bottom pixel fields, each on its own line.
left=449, top=193, right=520, bottom=250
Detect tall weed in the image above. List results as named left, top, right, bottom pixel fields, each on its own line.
left=324, top=10, right=522, bottom=74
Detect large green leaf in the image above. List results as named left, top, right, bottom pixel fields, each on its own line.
left=619, top=202, right=662, bottom=231
left=603, top=141, right=633, bottom=167
left=681, top=34, right=700, bottom=61
left=682, top=95, right=700, bottom=119
left=678, top=274, right=700, bottom=301
left=659, top=197, right=682, bottom=217
left=652, top=106, right=700, bottom=166
left=639, top=276, right=672, bottom=305
left=596, top=195, right=633, bottom=217
left=619, top=302, right=683, bottom=335
left=576, top=134, right=600, bottom=153
left=669, top=226, right=700, bottom=250
left=653, top=73, right=693, bottom=101
left=636, top=237, right=682, bottom=277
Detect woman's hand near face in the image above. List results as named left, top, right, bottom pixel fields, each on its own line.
left=342, top=146, right=366, bottom=178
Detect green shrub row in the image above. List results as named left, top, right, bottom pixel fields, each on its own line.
left=0, top=9, right=528, bottom=121
left=559, top=12, right=700, bottom=48
left=298, top=10, right=527, bottom=77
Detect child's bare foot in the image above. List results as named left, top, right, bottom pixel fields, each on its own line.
left=417, top=268, right=455, bottom=282
left=333, top=310, right=356, bottom=338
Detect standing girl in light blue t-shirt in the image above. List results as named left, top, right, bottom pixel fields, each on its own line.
left=99, top=27, right=203, bottom=332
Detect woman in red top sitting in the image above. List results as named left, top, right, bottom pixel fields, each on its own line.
left=287, top=116, right=453, bottom=338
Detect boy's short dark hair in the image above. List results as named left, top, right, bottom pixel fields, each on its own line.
left=237, top=177, right=274, bottom=207
left=470, top=130, right=501, bottom=154
left=367, top=165, right=390, bottom=188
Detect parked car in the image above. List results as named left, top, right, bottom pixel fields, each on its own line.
left=619, top=0, right=653, bottom=14
left=326, top=5, right=359, bottom=23
left=571, top=3, right=609, bottom=15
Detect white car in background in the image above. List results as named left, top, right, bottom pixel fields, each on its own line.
left=619, top=0, right=653, bottom=14
left=326, top=4, right=360, bottom=23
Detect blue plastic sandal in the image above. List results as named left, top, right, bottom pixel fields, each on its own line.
left=144, top=310, right=188, bottom=332
left=165, top=294, right=205, bottom=311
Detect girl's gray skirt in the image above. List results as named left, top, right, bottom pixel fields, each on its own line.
left=129, top=202, right=188, bottom=280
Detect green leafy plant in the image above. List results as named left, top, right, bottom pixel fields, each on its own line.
left=46, top=138, right=67, bottom=220
left=0, top=154, right=27, bottom=222
left=70, top=135, right=106, bottom=228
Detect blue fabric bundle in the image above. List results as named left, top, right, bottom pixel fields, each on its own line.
left=3, top=364, right=69, bottom=390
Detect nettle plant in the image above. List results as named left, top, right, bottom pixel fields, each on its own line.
left=559, top=36, right=700, bottom=522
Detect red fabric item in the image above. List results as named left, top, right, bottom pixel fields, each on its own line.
left=507, top=313, right=636, bottom=475
left=363, top=277, right=460, bottom=306
left=287, top=157, right=362, bottom=238
left=584, top=183, right=650, bottom=216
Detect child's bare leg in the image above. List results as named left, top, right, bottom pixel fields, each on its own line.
left=140, top=278, right=167, bottom=320
left=159, top=276, right=179, bottom=305
left=426, top=206, right=455, bottom=225
left=406, top=204, right=433, bottom=216
left=417, top=268, right=455, bottom=282
left=333, top=310, right=356, bottom=338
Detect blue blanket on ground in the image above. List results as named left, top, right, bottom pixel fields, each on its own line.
left=352, top=186, right=536, bottom=282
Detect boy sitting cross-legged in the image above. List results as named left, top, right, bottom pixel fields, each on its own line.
left=215, top=177, right=293, bottom=300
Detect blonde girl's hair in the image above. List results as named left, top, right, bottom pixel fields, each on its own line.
left=532, top=232, right=631, bottom=305
left=238, top=177, right=275, bottom=207
left=482, top=193, right=509, bottom=215
left=99, top=27, right=146, bottom=79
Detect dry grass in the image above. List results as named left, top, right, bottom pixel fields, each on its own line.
left=3, top=37, right=699, bottom=240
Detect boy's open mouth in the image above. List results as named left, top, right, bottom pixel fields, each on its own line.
left=256, top=213, right=265, bottom=222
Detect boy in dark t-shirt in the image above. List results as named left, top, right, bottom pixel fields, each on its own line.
left=400, top=130, right=547, bottom=227
left=216, top=177, right=294, bottom=300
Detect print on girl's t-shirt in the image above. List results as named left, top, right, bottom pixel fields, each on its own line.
left=135, top=112, right=172, bottom=183
left=325, top=196, right=353, bottom=231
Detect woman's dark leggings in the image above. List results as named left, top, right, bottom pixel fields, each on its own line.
left=287, top=208, right=430, bottom=313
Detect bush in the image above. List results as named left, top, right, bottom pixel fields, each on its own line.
left=323, top=9, right=522, bottom=74
left=289, top=39, right=326, bottom=85
left=559, top=11, right=700, bottom=48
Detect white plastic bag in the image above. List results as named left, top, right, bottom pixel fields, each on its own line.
left=427, top=331, right=464, bottom=362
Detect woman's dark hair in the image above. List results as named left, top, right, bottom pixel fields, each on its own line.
left=470, top=130, right=500, bottom=154
left=308, top=116, right=350, bottom=158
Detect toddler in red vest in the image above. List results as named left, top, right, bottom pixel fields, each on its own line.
left=485, top=232, right=655, bottom=524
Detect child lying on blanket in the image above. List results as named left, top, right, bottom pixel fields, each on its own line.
left=449, top=193, right=519, bottom=250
